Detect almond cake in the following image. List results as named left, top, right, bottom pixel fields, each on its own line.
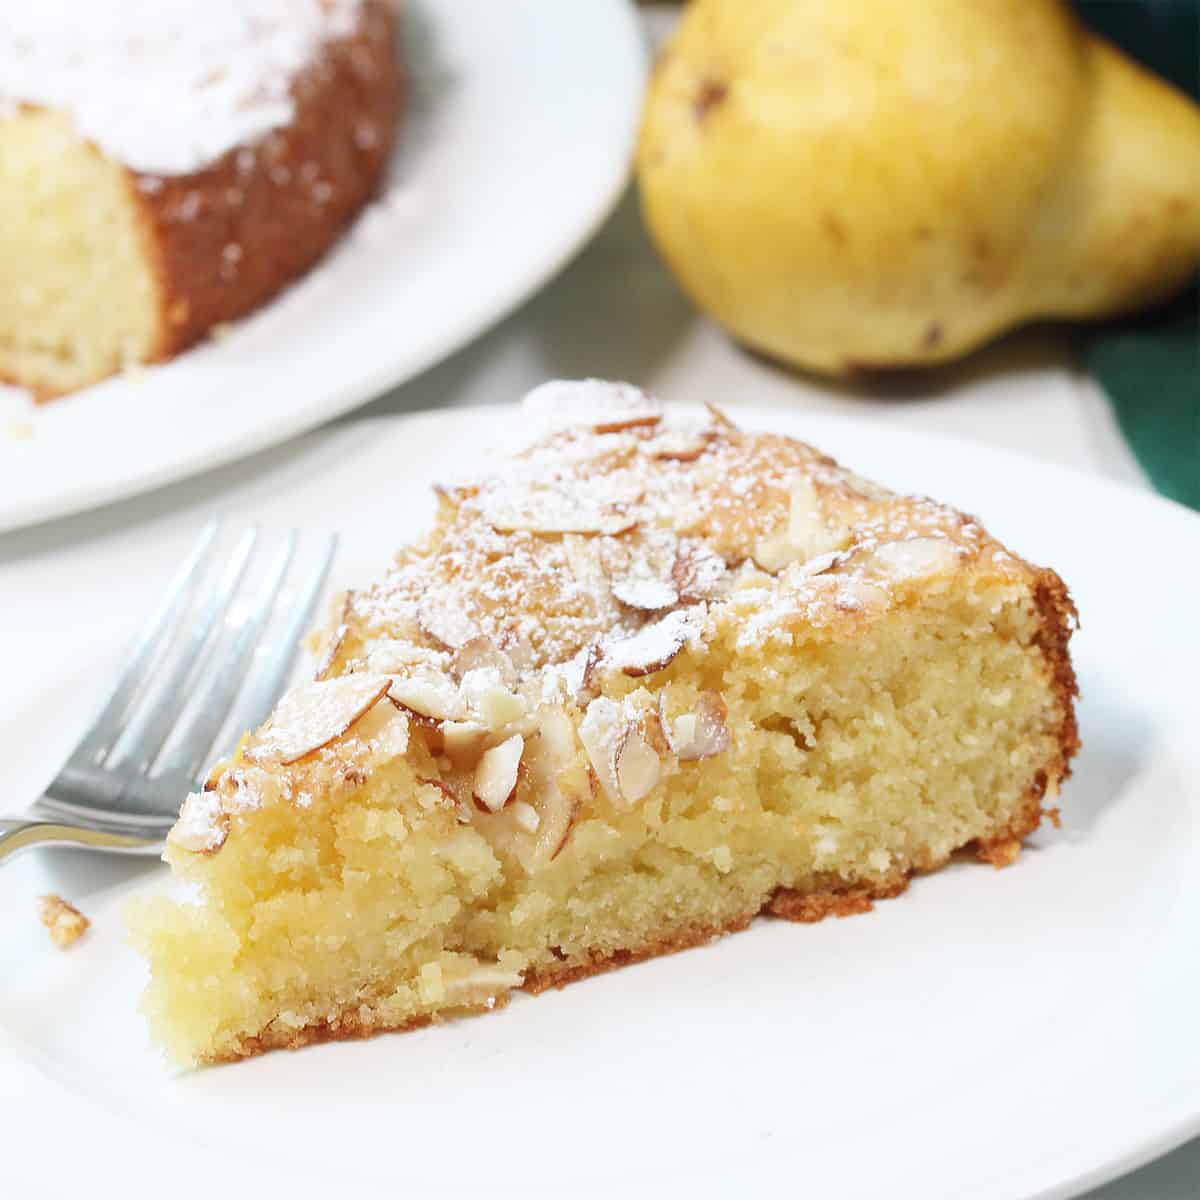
left=128, top=381, right=1079, bottom=1065
left=0, top=0, right=402, bottom=400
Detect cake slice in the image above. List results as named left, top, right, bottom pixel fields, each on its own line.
left=0, top=0, right=401, bottom=400
left=128, top=381, right=1079, bottom=1065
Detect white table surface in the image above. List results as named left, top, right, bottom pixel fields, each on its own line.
left=2, top=8, right=1195, bottom=1196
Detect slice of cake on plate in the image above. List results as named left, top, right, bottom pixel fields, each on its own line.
left=0, top=0, right=402, bottom=400
left=128, top=381, right=1079, bottom=1064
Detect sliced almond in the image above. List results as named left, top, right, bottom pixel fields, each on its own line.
left=531, top=707, right=584, bottom=861
left=473, top=734, right=525, bottom=812
left=451, top=636, right=517, bottom=687
left=521, top=379, right=663, bottom=434
left=872, top=537, right=960, bottom=581
left=443, top=962, right=526, bottom=1004
left=659, top=690, right=730, bottom=761
left=603, top=606, right=704, bottom=678
left=611, top=575, right=679, bottom=613
left=313, top=588, right=355, bottom=680
left=313, top=622, right=350, bottom=682
left=613, top=722, right=661, bottom=804
left=460, top=668, right=527, bottom=731
left=671, top=542, right=728, bottom=602
left=417, top=591, right=477, bottom=651
left=534, top=776, right=581, bottom=863
left=511, top=800, right=540, bottom=833
left=479, top=482, right=637, bottom=537
left=840, top=469, right=892, bottom=501
left=365, top=638, right=449, bottom=676
left=415, top=776, right=457, bottom=810
left=578, top=697, right=624, bottom=800
left=705, top=402, right=740, bottom=431
left=247, top=674, right=392, bottom=764
left=643, top=430, right=712, bottom=462
left=169, top=790, right=231, bottom=854
left=752, top=478, right=849, bottom=573
left=388, top=670, right=468, bottom=722
left=441, top=719, right=488, bottom=759
left=832, top=578, right=891, bottom=616
left=797, top=550, right=847, bottom=577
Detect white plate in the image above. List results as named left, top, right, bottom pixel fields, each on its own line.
left=1, top=405, right=1198, bottom=1200
left=0, top=0, right=645, bottom=535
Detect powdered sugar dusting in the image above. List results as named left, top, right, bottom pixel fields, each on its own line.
left=180, top=381, right=1035, bottom=855
left=0, top=0, right=364, bottom=174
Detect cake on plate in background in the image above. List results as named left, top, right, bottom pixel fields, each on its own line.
left=0, top=0, right=403, bottom=401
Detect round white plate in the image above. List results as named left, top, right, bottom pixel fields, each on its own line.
left=0, top=0, right=645, bottom=535
left=1, top=406, right=1198, bottom=1200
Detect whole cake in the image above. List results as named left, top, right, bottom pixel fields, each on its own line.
left=128, top=382, right=1079, bottom=1065
left=0, top=0, right=403, bottom=400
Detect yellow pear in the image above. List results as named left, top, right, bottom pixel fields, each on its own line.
left=637, top=0, right=1200, bottom=375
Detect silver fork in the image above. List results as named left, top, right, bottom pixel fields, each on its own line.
left=0, top=519, right=336, bottom=863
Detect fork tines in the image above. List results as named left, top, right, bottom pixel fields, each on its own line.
left=46, top=519, right=336, bottom=821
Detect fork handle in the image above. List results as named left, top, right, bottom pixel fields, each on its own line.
left=0, top=819, right=161, bottom=863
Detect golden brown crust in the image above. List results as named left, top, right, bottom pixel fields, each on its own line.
left=523, top=912, right=756, bottom=994
left=974, top=565, right=1080, bottom=862
left=35, top=0, right=400, bottom=405
left=203, top=808, right=1069, bottom=1065
left=209, top=1010, right=433, bottom=1065
left=766, top=877, right=909, bottom=922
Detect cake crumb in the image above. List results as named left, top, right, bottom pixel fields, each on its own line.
left=39, top=894, right=90, bottom=948
left=6, top=420, right=33, bottom=441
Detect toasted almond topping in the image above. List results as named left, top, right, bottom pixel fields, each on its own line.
left=643, top=430, right=712, bottom=462
left=451, top=636, right=517, bottom=687
left=313, top=590, right=355, bottom=681
left=473, top=734, right=525, bottom=812
left=613, top=722, right=661, bottom=804
left=537, top=778, right=581, bottom=862
left=531, top=707, right=584, bottom=862
left=388, top=670, right=468, bottom=722
left=578, top=697, right=624, bottom=800
left=247, top=674, right=392, bottom=764
left=444, top=963, right=526, bottom=1002
left=313, top=622, right=349, bottom=682
left=659, top=689, right=730, bottom=761
left=752, top=478, right=849, bottom=572
left=705, top=401, right=739, bottom=431
left=417, top=591, right=477, bottom=650
left=365, top=639, right=449, bottom=676
left=478, top=482, right=637, bottom=537
left=169, top=790, right=231, bottom=854
left=38, top=894, right=90, bottom=948
left=603, top=606, right=704, bottom=678
left=521, top=379, right=663, bottom=434
left=872, top=536, right=960, bottom=580
left=511, top=800, right=540, bottom=833
left=671, top=541, right=728, bottom=601
left=415, top=776, right=457, bottom=809
left=460, top=668, right=527, bottom=731
left=441, top=719, right=488, bottom=759
left=797, top=550, right=847, bottom=577
left=831, top=578, right=891, bottom=615
left=611, top=575, right=679, bottom=613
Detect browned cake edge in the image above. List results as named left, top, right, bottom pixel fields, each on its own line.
left=18, top=0, right=402, bottom=403
left=204, top=566, right=1079, bottom=1065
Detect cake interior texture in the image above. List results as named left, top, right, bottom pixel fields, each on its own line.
left=0, top=0, right=401, bottom=400
left=127, top=384, right=1078, bottom=1065
left=0, top=108, right=160, bottom=397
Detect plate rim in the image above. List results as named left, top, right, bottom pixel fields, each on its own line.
left=0, top=0, right=647, bottom=535
left=1, top=401, right=1198, bottom=1200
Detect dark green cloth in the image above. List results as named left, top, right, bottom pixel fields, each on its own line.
left=1073, top=1, right=1199, bottom=509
